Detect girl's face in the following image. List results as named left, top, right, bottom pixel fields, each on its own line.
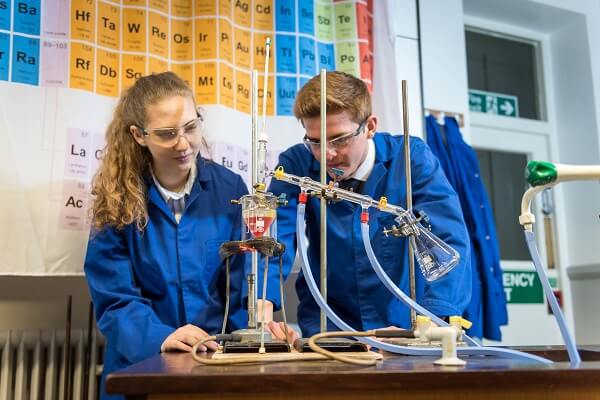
left=131, top=95, right=203, bottom=180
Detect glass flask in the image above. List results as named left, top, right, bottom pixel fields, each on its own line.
left=240, top=193, right=278, bottom=240
left=408, top=222, right=460, bottom=281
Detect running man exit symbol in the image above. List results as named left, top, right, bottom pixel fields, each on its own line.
left=469, top=89, right=519, bottom=117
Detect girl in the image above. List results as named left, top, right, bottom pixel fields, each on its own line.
left=85, top=72, right=248, bottom=399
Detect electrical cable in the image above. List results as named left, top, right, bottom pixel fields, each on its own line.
left=190, top=334, right=343, bottom=365
left=259, top=257, right=269, bottom=352
left=279, top=254, right=291, bottom=346
left=191, top=335, right=277, bottom=365
left=218, top=236, right=292, bottom=353
left=307, top=331, right=378, bottom=366
left=219, top=237, right=286, bottom=338
left=221, top=257, right=230, bottom=336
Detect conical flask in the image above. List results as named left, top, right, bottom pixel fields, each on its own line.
left=408, top=223, right=460, bottom=281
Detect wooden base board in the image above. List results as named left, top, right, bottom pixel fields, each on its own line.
left=211, top=349, right=383, bottom=362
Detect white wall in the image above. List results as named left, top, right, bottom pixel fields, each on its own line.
left=550, top=12, right=600, bottom=267
left=373, top=0, right=423, bottom=137
left=419, top=0, right=471, bottom=141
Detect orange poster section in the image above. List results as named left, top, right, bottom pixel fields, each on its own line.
left=64, top=0, right=372, bottom=115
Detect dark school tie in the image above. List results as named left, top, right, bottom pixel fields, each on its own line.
left=167, top=197, right=185, bottom=217
left=338, top=178, right=364, bottom=193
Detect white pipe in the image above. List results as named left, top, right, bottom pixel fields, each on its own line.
left=417, top=324, right=465, bottom=366
left=519, top=185, right=547, bottom=232
left=555, top=164, right=600, bottom=182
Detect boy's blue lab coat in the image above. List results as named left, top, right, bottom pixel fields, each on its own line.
left=264, top=133, right=471, bottom=336
left=84, top=158, right=248, bottom=400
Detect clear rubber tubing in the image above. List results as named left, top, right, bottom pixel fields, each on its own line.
left=296, top=203, right=551, bottom=363
left=524, top=230, right=580, bottom=366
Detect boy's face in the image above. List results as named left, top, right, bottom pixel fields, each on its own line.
left=302, top=111, right=376, bottom=180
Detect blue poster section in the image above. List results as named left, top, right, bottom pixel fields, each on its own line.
left=0, top=0, right=10, bottom=30
left=275, top=0, right=295, bottom=32
left=317, top=42, right=335, bottom=70
left=276, top=75, right=297, bottom=116
left=299, top=76, right=310, bottom=90
left=11, top=34, right=39, bottom=85
left=0, top=32, right=9, bottom=81
left=276, top=33, right=296, bottom=73
left=13, top=0, right=40, bottom=35
left=298, top=2, right=314, bottom=35
left=299, top=36, right=316, bottom=76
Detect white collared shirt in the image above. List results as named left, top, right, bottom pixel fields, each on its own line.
left=151, top=162, right=197, bottom=223
left=351, top=139, right=375, bottom=182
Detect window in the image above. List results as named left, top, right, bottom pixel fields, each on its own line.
left=476, top=149, right=529, bottom=260
left=466, top=28, right=544, bottom=120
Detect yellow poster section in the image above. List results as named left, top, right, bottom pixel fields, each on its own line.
left=68, top=0, right=275, bottom=114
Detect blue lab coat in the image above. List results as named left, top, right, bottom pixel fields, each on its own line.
left=265, top=133, right=471, bottom=336
left=84, top=157, right=248, bottom=400
left=426, top=116, right=507, bottom=340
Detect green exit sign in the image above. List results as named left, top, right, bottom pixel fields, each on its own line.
left=469, top=89, right=519, bottom=117
left=503, top=270, right=543, bottom=304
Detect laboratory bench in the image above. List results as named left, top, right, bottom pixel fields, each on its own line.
left=106, top=346, right=600, bottom=400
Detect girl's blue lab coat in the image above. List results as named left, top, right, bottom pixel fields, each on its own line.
left=265, top=133, right=471, bottom=336
left=84, top=158, right=248, bottom=399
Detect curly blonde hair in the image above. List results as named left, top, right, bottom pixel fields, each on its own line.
left=90, top=72, right=195, bottom=231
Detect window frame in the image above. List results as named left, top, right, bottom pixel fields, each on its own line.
left=465, top=25, right=547, bottom=121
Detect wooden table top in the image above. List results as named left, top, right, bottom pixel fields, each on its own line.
left=106, top=346, right=600, bottom=396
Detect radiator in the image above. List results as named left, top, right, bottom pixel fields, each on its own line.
left=0, top=329, right=104, bottom=400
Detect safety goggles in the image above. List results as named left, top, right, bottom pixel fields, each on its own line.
left=138, top=114, right=204, bottom=147
left=302, top=118, right=367, bottom=152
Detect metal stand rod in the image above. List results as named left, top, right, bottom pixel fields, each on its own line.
left=320, top=69, right=327, bottom=333
left=248, top=70, right=259, bottom=329
left=257, top=39, right=271, bottom=184
left=245, top=37, right=271, bottom=332
left=401, top=80, right=417, bottom=329
left=251, top=69, right=258, bottom=189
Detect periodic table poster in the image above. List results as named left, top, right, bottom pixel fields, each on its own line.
left=0, top=0, right=375, bottom=275
left=0, top=0, right=373, bottom=111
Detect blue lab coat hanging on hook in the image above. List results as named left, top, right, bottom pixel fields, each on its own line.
left=426, top=115, right=507, bottom=340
